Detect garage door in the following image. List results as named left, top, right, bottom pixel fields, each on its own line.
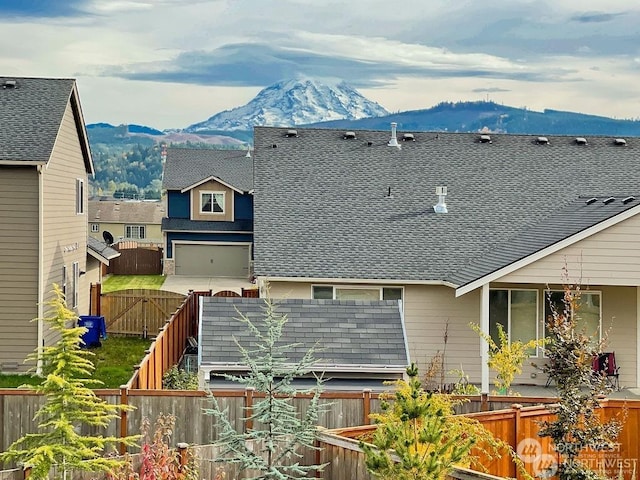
left=174, top=244, right=250, bottom=277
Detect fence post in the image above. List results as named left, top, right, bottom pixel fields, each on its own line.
left=120, top=385, right=129, bottom=455
left=512, top=403, right=523, bottom=480
left=481, top=392, right=489, bottom=412
left=363, top=388, right=372, bottom=425
left=177, top=443, right=189, bottom=471
left=23, top=467, right=31, bottom=480
left=245, top=387, right=255, bottom=432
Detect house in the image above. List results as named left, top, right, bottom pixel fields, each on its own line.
left=86, top=236, right=120, bottom=285
left=88, top=200, right=165, bottom=245
left=198, top=297, right=408, bottom=391
left=253, top=125, right=640, bottom=392
left=162, top=148, right=253, bottom=277
left=0, top=76, right=93, bottom=371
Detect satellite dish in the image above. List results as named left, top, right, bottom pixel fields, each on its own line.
left=103, top=231, right=114, bottom=245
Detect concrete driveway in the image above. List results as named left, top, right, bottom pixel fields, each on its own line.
left=160, top=275, right=256, bottom=295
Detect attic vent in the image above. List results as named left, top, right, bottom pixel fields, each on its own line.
left=623, top=196, right=636, bottom=204
left=402, top=133, right=415, bottom=142
left=285, top=129, right=298, bottom=138
left=536, top=136, right=549, bottom=145
left=614, top=138, right=627, bottom=146
left=603, top=197, right=615, bottom=205
left=585, top=197, right=598, bottom=205
left=479, top=135, right=492, bottom=144
left=575, top=137, right=588, bottom=145
left=433, top=186, right=448, bottom=214
left=387, top=122, right=399, bottom=147
left=3, top=80, right=16, bottom=89
left=343, top=131, right=357, bottom=140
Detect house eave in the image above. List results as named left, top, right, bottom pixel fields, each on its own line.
left=257, top=275, right=457, bottom=288
left=180, top=175, right=244, bottom=194
left=0, top=160, right=47, bottom=166
left=87, top=249, right=121, bottom=265
left=200, top=363, right=408, bottom=374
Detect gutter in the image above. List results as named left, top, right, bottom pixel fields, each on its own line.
left=37, top=165, right=44, bottom=375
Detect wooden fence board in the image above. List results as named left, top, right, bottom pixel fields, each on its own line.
left=107, top=246, right=162, bottom=275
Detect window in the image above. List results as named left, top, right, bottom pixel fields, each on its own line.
left=71, top=262, right=79, bottom=309
left=545, top=290, right=601, bottom=343
left=62, top=265, right=67, bottom=300
left=489, top=289, right=539, bottom=355
left=76, top=179, right=84, bottom=214
left=201, top=191, right=225, bottom=214
left=90, top=223, right=99, bottom=233
left=312, top=285, right=403, bottom=304
left=125, top=225, right=146, bottom=239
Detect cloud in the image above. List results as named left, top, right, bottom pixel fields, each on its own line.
left=472, top=87, right=511, bottom=93
left=570, top=12, right=625, bottom=23
left=0, top=0, right=90, bottom=17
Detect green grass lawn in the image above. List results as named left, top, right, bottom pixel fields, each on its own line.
left=0, top=336, right=152, bottom=389
left=101, top=275, right=165, bottom=293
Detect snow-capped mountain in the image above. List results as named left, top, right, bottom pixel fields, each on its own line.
left=185, top=78, right=389, bottom=132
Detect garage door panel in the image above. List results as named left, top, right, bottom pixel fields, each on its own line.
left=175, top=244, right=250, bottom=277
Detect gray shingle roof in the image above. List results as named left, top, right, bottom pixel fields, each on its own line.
left=253, top=127, right=640, bottom=284
left=199, top=297, right=408, bottom=369
left=0, top=77, right=81, bottom=164
left=87, top=236, right=120, bottom=263
left=161, top=217, right=253, bottom=232
left=88, top=200, right=165, bottom=224
left=162, top=148, right=253, bottom=192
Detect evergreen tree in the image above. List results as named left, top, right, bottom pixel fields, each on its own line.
left=538, top=282, right=622, bottom=480
left=203, top=298, right=326, bottom=480
left=0, top=285, right=138, bottom=480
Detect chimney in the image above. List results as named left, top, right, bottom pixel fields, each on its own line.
left=433, top=186, right=448, bottom=214
left=387, top=122, right=399, bottom=147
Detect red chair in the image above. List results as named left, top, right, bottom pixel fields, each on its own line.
left=592, top=352, right=620, bottom=390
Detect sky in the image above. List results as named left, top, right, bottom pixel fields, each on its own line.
left=1, top=0, right=639, bottom=130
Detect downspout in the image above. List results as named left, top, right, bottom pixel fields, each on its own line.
left=37, top=165, right=44, bottom=375
left=480, top=284, right=490, bottom=394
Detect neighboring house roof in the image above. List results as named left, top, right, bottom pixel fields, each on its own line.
left=87, top=236, right=120, bottom=264
left=199, top=297, right=408, bottom=372
left=162, top=217, right=253, bottom=232
left=88, top=200, right=165, bottom=225
left=253, top=127, right=640, bottom=287
left=162, top=148, right=253, bottom=192
left=0, top=76, right=93, bottom=173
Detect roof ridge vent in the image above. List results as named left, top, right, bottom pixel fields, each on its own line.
left=387, top=122, right=399, bottom=147
left=603, top=197, right=615, bottom=205
left=3, top=80, right=16, bottom=89
left=433, top=186, right=448, bottom=214
left=285, top=129, right=298, bottom=138
left=479, top=134, right=492, bottom=144
left=343, top=131, right=357, bottom=140
left=536, top=136, right=549, bottom=145
left=614, top=138, right=627, bottom=146
left=622, top=196, right=636, bottom=204
left=575, top=137, right=588, bottom=145
left=402, top=133, right=415, bottom=142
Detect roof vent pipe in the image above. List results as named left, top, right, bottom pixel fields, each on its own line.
left=388, top=122, right=399, bottom=147
left=245, top=147, right=251, bottom=158
left=433, top=186, right=448, bottom=214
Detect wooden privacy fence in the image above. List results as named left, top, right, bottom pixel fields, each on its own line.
left=106, top=244, right=163, bottom=275
left=90, top=284, right=186, bottom=336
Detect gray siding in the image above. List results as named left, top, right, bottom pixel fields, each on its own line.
left=0, top=167, right=39, bottom=370
left=42, top=101, right=89, bottom=347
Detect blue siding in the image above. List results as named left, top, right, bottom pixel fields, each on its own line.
left=235, top=193, right=253, bottom=220
left=166, top=232, right=254, bottom=258
left=167, top=190, right=190, bottom=219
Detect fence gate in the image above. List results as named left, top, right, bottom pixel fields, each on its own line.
left=99, top=289, right=186, bottom=336
left=107, top=244, right=163, bottom=275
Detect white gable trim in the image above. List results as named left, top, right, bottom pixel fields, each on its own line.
left=455, top=203, right=640, bottom=297
left=181, top=176, right=244, bottom=194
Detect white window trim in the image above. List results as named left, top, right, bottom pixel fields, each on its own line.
left=76, top=178, right=85, bottom=215
left=125, top=224, right=146, bottom=240
left=489, top=288, right=540, bottom=356
left=91, top=223, right=99, bottom=233
left=311, top=284, right=404, bottom=303
left=543, top=289, right=603, bottom=342
left=200, top=190, right=226, bottom=215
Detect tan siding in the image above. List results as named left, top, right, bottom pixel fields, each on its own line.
left=0, top=167, right=39, bottom=370
left=190, top=180, right=234, bottom=221
left=42, top=101, right=90, bottom=348
left=499, top=214, right=640, bottom=285
left=89, top=222, right=163, bottom=244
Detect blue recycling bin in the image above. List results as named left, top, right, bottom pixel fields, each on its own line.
left=78, top=315, right=107, bottom=348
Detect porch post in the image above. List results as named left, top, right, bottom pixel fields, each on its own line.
left=480, top=283, right=490, bottom=394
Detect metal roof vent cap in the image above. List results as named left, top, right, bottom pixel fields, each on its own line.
left=615, top=138, right=627, bottom=146
left=575, top=137, right=588, bottom=145
left=343, top=131, right=357, bottom=140
left=433, top=186, right=448, bottom=214
left=3, top=80, right=16, bottom=89
left=285, top=129, right=298, bottom=138
left=388, top=122, right=399, bottom=147
left=537, top=136, right=549, bottom=145
left=245, top=147, right=251, bottom=158
left=479, top=134, right=492, bottom=144
left=402, top=133, right=415, bottom=142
